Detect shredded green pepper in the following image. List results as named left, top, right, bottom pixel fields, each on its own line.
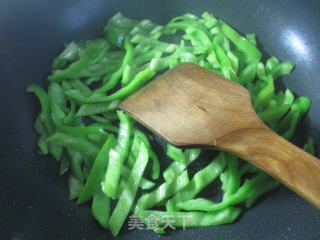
left=102, top=111, right=132, bottom=199
left=77, top=135, right=115, bottom=204
left=109, top=141, right=149, bottom=236
left=135, top=170, right=189, bottom=212
left=136, top=207, right=242, bottom=228
left=27, top=11, right=314, bottom=237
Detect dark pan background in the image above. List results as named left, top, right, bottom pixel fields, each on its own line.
left=1, top=0, right=320, bottom=239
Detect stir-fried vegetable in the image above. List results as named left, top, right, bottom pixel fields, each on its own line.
left=27, top=12, right=315, bottom=236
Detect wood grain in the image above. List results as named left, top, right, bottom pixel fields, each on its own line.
left=120, top=63, right=320, bottom=209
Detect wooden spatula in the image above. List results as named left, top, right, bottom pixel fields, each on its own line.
left=119, top=63, right=320, bottom=209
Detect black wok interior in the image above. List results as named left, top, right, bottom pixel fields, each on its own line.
left=1, top=0, right=319, bottom=239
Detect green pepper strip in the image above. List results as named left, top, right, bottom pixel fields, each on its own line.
left=213, top=35, right=237, bottom=81
left=149, top=150, right=160, bottom=180
left=121, top=165, right=155, bottom=190
left=272, top=61, right=295, bottom=79
left=127, top=129, right=160, bottom=180
left=52, top=41, right=81, bottom=70
left=34, top=113, right=46, bottom=136
left=92, top=187, right=111, bottom=229
left=89, top=123, right=119, bottom=134
left=95, top=37, right=134, bottom=94
left=60, top=125, right=105, bottom=136
left=70, top=79, right=92, bottom=96
left=136, top=207, right=242, bottom=228
left=166, top=16, right=211, bottom=45
left=167, top=144, right=185, bottom=164
left=169, top=153, right=226, bottom=210
left=26, top=84, right=54, bottom=135
left=68, top=175, right=83, bottom=200
left=33, top=113, right=50, bottom=154
left=76, top=100, right=120, bottom=117
left=109, top=141, right=149, bottom=236
left=220, top=154, right=240, bottom=199
left=279, top=96, right=311, bottom=139
left=102, top=111, right=132, bottom=199
left=47, top=133, right=99, bottom=166
left=63, top=99, right=76, bottom=125
left=245, top=177, right=280, bottom=208
left=49, top=131, right=154, bottom=190
left=102, top=111, right=119, bottom=121
left=65, top=69, right=155, bottom=103
left=176, top=172, right=276, bottom=211
left=163, top=148, right=201, bottom=183
left=258, top=104, right=290, bottom=125
left=219, top=20, right=262, bottom=62
left=239, top=62, right=257, bottom=88
left=89, top=115, right=111, bottom=124
left=253, top=74, right=275, bottom=112
left=135, top=170, right=189, bottom=212
left=104, top=12, right=139, bottom=47
left=77, top=135, right=115, bottom=204
left=67, top=149, right=84, bottom=182
left=48, top=39, right=109, bottom=81
left=59, top=154, right=69, bottom=175
left=303, top=137, right=316, bottom=155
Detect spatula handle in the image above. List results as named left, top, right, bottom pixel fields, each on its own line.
left=216, top=125, right=320, bottom=209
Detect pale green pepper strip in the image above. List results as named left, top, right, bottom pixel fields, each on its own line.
left=102, top=111, right=132, bottom=198
left=135, top=170, right=189, bottom=212
left=46, top=133, right=99, bottom=166
left=167, top=144, right=185, bottom=164
left=149, top=149, right=160, bottom=180
left=136, top=207, right=242, bottom=228
left=176, top=172, right=272, bottom=211
left=109, top=141, right=149, bottom=236
left=272, top=61, right=295, bottom=79
left=26, top=84, right=54, bottom=135
left=65, top=69, right=155, bottom=103
left=121, top=165, right=155, bottom=190
left=92, top=187, right=111, bottom=229
left=127, top=128, right=151, bottom=167
left=303, top=137, right=316, bottom=155
left=219, top=20, right=262, bottom=62
left=279, top=96, right=311, bottom=139
left=63, top=99, right=76, bottom=125
left=245, top=177, right=280, bottom=208
left=89, top=115, right=111, bottom=124
left=163, top=148, right=201, bottom=183
left=68, top=175, right=83, bottom=200
left=67, top=149, right=84, bottom=182
left=52, top=41, right=81, bottom=70
left=77, top=135, right=115, bottom=204
left=169, top=153, right=226, bottom=210
left=220, top=154, right=240, bottom=199
left=253, top=74, right=275, bottom=112
left=127, top=128, right=160, bottom=180
left=95, top=37, right=134, bottom=94
left=76, top=100, right=120, bottom=117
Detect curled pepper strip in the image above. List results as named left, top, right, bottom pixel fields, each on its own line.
left=65, top=69, right=155, bottom=103
left=164, top=147, right=201, bottom=183
left=136, top=207, right=242, bottom=228
left=169, top=153, right=226, bottom=210
left=95, top=37, right=134, bottom=94
left=135, top=170, right=189, bottom=212
left=219, top=20, right=262, bottom=63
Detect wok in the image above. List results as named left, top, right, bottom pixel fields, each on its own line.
left=0, top=0, right=319, bottom=239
